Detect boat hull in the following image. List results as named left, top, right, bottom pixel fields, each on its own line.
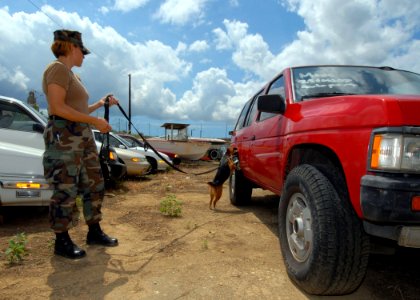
left=147, top=138, right=211, bottom=160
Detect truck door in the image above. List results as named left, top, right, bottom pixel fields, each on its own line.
left=231, top=92, right=261, bottom=181
left=238, top=91, right=263, bottom=182
left=249, top=75, right=287, bottom=192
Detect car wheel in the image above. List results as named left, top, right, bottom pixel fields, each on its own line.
left=229, top=169, right=252, bottom=206
left=209, top=149, right=220, bottom=160
left=278, top=164, right=369, bottom=295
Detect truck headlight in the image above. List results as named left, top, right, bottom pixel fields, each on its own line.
left=370, top=133, right=420, bottom=172
left=402, top=137, right=420, bottom=170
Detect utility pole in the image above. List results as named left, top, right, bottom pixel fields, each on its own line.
left=128, top=74, right=132, bottom=134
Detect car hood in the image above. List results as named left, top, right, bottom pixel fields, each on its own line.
left=393, top=95, right=420, bottom=124
left=114, top=147, right=146, bottom=160
left=286, top=94, right=420, bottom=133
left=131, top=146, right=171, bottom=160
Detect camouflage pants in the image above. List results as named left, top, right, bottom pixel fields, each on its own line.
left=43, top=119, right=104, bottom=232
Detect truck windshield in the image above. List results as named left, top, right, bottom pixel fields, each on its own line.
left=292, top=66, right=420, bottom=102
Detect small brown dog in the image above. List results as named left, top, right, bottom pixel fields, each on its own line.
left=207, top=148, right=236, bottom=209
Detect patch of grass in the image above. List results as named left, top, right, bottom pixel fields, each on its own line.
left=4, top=232, right=28, bottom=264
left=201, top=239, right=209, bottom=250
left=159, top=194, right=182, bottom=217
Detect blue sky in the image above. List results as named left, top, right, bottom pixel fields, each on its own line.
left=1, top=0, right=419, bottom=137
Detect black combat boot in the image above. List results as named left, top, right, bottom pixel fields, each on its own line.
left=86, top=223, right=118, bottom=247
left=55, top=231, right=86, bottom=259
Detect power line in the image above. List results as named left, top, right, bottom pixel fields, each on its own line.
left=26, top=0, right=63, bottom=28
left=25, top=0, right=111, bottom=66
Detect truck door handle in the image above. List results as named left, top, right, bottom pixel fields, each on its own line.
left=251, top=135, right=255, bottom=140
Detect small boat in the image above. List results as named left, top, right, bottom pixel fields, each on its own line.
left=147, top=123, right=211, bottom=161
left=189, top=137, right=229, bottom=160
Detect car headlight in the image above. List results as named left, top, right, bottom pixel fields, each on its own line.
left=109, top=151, right=117, bottom=161
left=370, top=133, right=420, bottom=172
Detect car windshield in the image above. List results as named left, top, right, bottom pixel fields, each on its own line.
left=292, top=66, right=420, bottom=102
left=120, top=136, right=137, bottom=148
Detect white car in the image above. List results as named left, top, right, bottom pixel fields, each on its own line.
left=0, top=95, right=126, bottom=206
left=0, top=141, right=52, bottom=206
left=0, top=96, right=53, bottom=206
left=118, top=133, right=172, bottom=173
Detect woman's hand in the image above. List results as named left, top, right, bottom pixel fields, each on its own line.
left=93, top=117, right=112, bottom=133
left=99, top=94, right=119, bottom=107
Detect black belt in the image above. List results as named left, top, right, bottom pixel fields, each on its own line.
left=48, top=115, right=67, bottom=121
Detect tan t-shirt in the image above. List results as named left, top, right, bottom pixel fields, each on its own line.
left=42, top=61, right=89, bottom=114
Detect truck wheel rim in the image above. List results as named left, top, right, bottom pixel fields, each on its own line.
left=230, top=172, right=236, bottom=196
left=286, top=192, right=313, bottom=262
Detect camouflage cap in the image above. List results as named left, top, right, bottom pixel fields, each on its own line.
left=53, top=30, right=91, bottom=55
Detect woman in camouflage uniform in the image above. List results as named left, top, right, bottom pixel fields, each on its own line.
left=43, top=29, right=118, bottom=259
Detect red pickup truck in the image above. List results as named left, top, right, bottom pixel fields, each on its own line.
left=229, top=65, right=420, bottom=295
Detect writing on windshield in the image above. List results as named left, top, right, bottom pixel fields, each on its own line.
left=292, top=66, right=420, bottom=102
left=296, top=72, right=358, bottom=90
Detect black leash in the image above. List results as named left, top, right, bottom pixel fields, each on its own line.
left=107, top=96, right=219, bottom=176
left=98, top=96, right=112, bottom=178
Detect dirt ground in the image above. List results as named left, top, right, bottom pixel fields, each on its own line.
left=1, top=161, right=420, bottom=300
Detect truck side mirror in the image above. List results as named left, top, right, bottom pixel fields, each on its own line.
left=257, top=94, right=286, bottom=114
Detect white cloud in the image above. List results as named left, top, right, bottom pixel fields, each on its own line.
left=189, top=40, right=209, bottom=52
left=213, top=27, right=232, bottom=50
left=0, top=65, right=30, bottom=91
left=154, top=0, right=209, bottom=26
left=167, top=68, right=263, bottom=121
left=100, top=0, right=149, bottom=14
left=278, top=0, right=420, bottom=71
left=1, top=0, right=419, bottom=128
left=0, top=5, right=192, bottom=120
left=175, top=42, right=188, bottom=53
left=213, top=19, right=276, bottom=79
left=214, top=1, right=420, bottom=80
left=0, top=6, right=50, bottom=94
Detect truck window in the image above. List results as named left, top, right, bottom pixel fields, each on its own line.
left=234, top=99, right=252, bottom=131
left=245, top=90, right=263, bottom=127
left=259, top=75, right=285, bottom=121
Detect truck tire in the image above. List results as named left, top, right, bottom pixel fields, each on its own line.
left=229, top=169, right=252, bottom=206
left=278, top=164, right=369, bottom=295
